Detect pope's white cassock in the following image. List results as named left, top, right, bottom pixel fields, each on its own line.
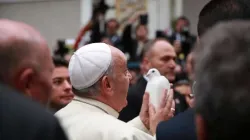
left=55, top=43, right=154, bottom=140
left=55, top=96, right=154, bottom=140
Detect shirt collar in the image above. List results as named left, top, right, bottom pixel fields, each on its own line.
left=73, top=96, right=119, bottom=118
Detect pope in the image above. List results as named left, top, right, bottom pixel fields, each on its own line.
left=55, top=43, right=175, bottom=140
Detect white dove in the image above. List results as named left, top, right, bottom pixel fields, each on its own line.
left=145, top=68, right=171, bottom=109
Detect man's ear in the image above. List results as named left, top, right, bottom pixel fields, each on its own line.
left=14, top=68, right=34, bottom=97
left=196, top=114, right=207, bottom=140
left=101, top=76, right=114, bottom=97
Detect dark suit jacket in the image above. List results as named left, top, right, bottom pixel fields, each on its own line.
left=118, top=76, right=188, bottom=122
left=0, top=84, right=68, bottom=140
left=156, top=109, right=197, bottom=140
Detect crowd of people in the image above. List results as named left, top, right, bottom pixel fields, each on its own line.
left=2, top=0, right=250, bottom=140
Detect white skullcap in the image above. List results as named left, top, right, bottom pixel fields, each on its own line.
left=69, top=43, right=112, bottom=90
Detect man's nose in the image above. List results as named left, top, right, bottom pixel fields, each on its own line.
left=64, top=80, right=72, bottom=90
left=169, top=59, right=176, bottom=69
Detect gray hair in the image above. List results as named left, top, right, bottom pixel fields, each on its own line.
left=73, top=58, right=114, bottom=97
left=195, top=20, right=250, bottom=140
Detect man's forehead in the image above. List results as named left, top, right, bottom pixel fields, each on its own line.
left=52, top=67, right=69, bottom=77
left=158, top=51, right=176, bottom=58
left=110, top=45, right=126, bottom=63
left=111, top=53, right=127, bottom=73
left=152, top=41, right=175, bottom=54
left=153, top=40, right=173, bottom=48
left=113, top=54, right=126, bottom=67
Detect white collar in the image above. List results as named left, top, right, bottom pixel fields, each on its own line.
left=73, top=96, right=119, bottom=118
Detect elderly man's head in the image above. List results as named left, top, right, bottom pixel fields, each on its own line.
left=0, top=19, right=54, bottom=105
left=69, top=43, right=132, bottom=112
left=141, top=39, right=176, bottom=82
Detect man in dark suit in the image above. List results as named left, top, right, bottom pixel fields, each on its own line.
left=0, top=83, right=68, bottom=140
left=119, top=39, right=188, bottom=122
left=0, top=19, right=68, bottom=139
left=157, top=109, right=196, bottom=140
left=156, top=0, right=250, bottom=140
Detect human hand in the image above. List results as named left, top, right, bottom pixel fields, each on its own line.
left=139, top=93, right=150, bottom=129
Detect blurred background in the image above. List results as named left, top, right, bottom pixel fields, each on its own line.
left=0, top=0, right=209, bottom=100
left=0, top=0, right=209, bottom=51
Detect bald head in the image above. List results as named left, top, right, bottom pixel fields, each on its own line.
left=0, top=19, right=48, bottom=82
left=150, top=40, right=174, bottom=56
left=110, top=45, right=126, bottom=64
left=143, top=39, right=174, bottom=58
left=0, top=19, right=54, bottom=105
left=102, top=45, right=127, bottom=79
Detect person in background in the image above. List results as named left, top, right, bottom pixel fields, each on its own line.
left=174, top=79, right=193, bottom=108
left=119, top=39, right=188, bottom=122
left=195, top=20, right=250, bottom=140
left=56, top=43, right=175, bottom=140
left=127, top=62, right=141, bottom=86
left=49, top=57, right=74, bottom=112
left=167, top=16, right=196, bottom=58
left=101, top=35, right=113, bottom=46
left=0, top=19, right=68, bottom=140
left=104, top=19, right=122, bottom=49
left=156, top=0, right=250, bottom=140
left=73, top=0, right=109, bottom=49
left=173, top=40, right=187, bottom=81
left=174, top=16, right=190, bottom=35
left=122, top=11, right=149, bottom=62
left=88, top=17, right=123, bottom=51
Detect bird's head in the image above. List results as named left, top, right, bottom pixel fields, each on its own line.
left=146, top=68, right=161, bottom=80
